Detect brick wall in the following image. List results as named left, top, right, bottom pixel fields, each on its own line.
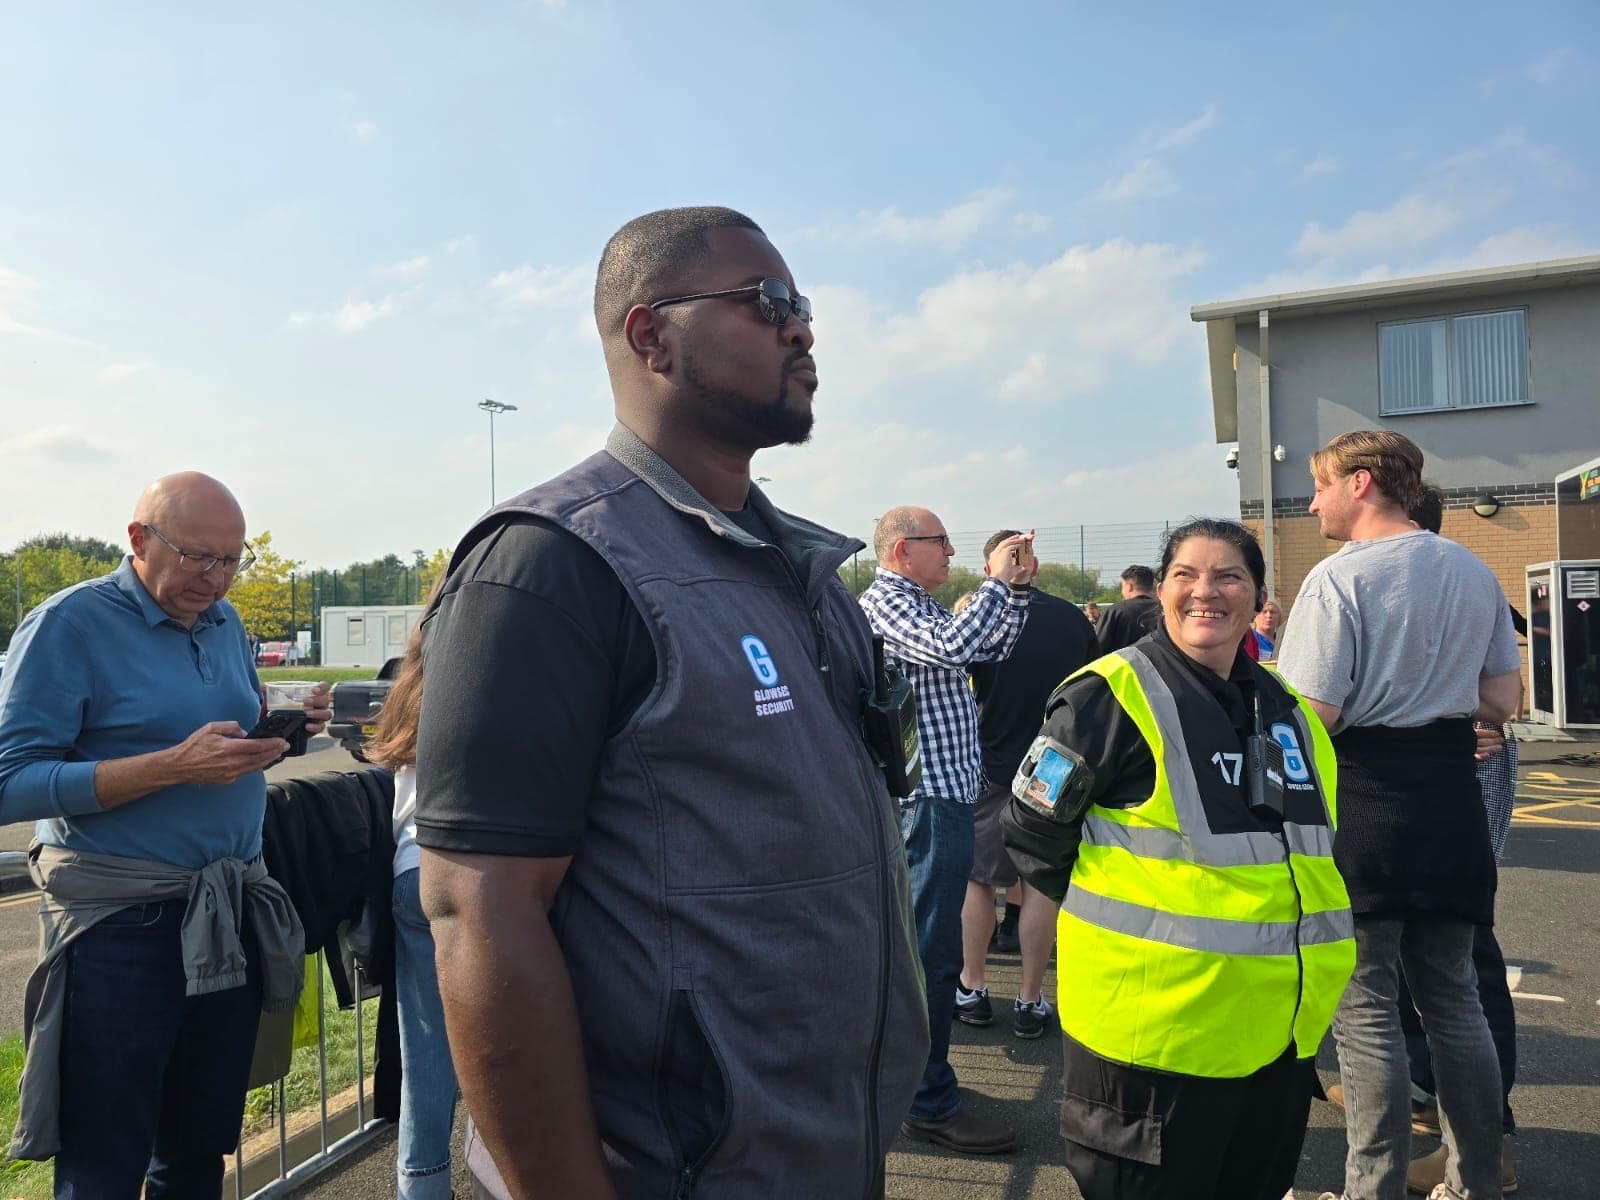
left=1258, top=503, right=1556, bottom=616
left=1251, top=504, right=1555, bottom=709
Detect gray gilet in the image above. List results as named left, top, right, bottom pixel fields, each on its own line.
left=450, top=426, right=930, bottom=1200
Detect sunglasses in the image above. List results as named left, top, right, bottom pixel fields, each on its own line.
left=649, top=277, right=812, bottom=326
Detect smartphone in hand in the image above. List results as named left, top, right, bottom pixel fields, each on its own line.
left=248, top=709, right=311, bottom=755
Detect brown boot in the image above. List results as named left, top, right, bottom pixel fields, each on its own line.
left=1406, top=1138, right=1518, bottom=1195
left=901, top=1107, right=1017, bottom=1155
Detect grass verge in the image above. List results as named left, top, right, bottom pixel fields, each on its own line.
left=258, top=667, right=373, bottom=686
left=0, top=962, right=378, bottom=1200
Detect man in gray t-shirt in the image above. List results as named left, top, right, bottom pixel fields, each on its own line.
left=1277, top=530, right=1520, bottom=732
left=1276, top=430, right=1520, bottom=1200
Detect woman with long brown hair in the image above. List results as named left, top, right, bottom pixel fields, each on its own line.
left=366, top=602, right=457, bottom=1199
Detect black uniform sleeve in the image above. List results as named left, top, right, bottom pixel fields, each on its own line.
left=1001, top=673, right=1153, bottom=902
left=414, top=517, right=655, bottom=858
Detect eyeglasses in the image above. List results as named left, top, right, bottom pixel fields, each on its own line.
left=650, top=277, right=812, bottom=326
left=902, top=534, right=954, bottom=551
left=143, top=524, right=256, bottom=574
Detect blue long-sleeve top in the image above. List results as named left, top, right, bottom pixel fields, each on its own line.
left=0, top=558, right=266, bottom=868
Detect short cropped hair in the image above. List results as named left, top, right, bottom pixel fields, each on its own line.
left=1409, top=481, right=1445, bottom=534
left=874, top=508, right=923, bottom=563
left=983, top=529, right=1023, bottom=560
left=593, top=207, right=763, bottom=337
left=1309, top=429, right=1425, bottom=513
left=1120, top=564, right=1156, bottom=593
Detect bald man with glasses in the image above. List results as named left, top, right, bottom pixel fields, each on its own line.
left=0, top=471, right=328, bottom=1198
left=859, top=507, right=1034, bottom=1154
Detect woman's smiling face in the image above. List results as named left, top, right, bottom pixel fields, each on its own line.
left=1158, top=536, right=1262, bottom=674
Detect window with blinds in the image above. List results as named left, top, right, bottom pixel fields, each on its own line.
left=1378, top=309, right=1529, bottom=414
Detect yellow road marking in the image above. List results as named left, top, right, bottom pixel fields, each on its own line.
left=0, top=890, right=39, bottom=909
left=1527, top=771, right=1568, bottom=783
left=1511, top=814, right=1600, bottom=828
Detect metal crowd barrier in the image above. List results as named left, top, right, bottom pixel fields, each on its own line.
left=227, top=950, right=388, bottom=1199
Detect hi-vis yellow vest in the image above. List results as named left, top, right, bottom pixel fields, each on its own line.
left=1056, top=647, right=1355, bottom=1079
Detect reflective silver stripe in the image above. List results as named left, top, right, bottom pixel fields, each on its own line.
left=1064, top=886, right=1301, bottom=956
left=1083, top=813, right=1277, bottom=868
left=1283, top=821, right=1334, bottom=859
left=1115, top=649, right=1290, bottom=867
left=1300, top=907, right=1354, bottom=945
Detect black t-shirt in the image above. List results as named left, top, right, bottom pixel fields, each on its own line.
left=969, top=589, right=1099, bottom=785
left=1095, top=594, right=1160, bottom=654
left=414, top=505, right=782, bottom=858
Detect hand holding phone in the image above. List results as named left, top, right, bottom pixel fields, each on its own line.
left=249, top=709, right=312, bottom=756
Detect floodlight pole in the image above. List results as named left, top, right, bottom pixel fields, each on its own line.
left=477, top=399, right=519, bottom=506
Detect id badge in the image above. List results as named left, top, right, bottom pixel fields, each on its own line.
left=1011, top=735, right=1092, bottom=820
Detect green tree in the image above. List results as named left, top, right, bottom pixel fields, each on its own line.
left=0, top=542, right=122, bottom=647
left=416, top=547, right=451, bottom=601
left=226, top=532, right=303, bottom=639
left=1031, top=561, right=1119, bottom=604
left=16, top=531, right=125, bottom=562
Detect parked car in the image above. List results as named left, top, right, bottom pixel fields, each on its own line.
left=257, top=641, right=292, bottom=667
left=327, top=656, right=403, bottom=762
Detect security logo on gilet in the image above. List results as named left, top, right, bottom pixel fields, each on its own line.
left=1270, top=722, right=1313, bottom=786
left=742, top=634, right=796, bottom=718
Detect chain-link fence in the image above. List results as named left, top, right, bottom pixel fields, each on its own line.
left=840, top=520, right=1181, bottom=601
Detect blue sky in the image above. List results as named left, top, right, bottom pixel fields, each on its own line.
left=2, top=1, right=1597, bottom=568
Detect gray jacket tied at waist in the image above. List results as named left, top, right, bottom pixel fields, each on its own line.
left=10, top=841, right=304, bottom=1159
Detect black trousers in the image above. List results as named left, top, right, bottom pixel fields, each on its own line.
left=1398, top=921, right=1517, bottom=1132
left=1060, top=1034, right=1313, bottom=1200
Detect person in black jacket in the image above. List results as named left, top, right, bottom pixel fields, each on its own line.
left=1094, top=564, right=1160, bottom=653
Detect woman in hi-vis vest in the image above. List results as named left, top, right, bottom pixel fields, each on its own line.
left=1002, top=519, right=1354, bottom=1200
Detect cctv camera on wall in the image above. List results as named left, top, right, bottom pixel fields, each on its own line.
left=1225, top=447, right=1240, bottom=470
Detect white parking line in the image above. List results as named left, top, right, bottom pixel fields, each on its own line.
left=1504, top=963, right=1564, bottom=1003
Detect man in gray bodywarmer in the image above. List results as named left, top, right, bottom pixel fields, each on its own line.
left=415, top=208, right=929, bottom=1199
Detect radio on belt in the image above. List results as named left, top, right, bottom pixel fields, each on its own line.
left=861, top=635, right=923, bottom=798
left=1011, top=734, right=1096, bottom=822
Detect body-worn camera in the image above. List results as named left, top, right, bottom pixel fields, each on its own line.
left=862, top=636, right=922, bottom=798
left=1011, top=735, right=1096, bottom=822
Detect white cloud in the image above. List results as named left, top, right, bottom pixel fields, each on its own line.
left=1296, top=154, right=1341, bottom=182
left=445, top=235, right=475, bottom=254
left=1294, top=190, right=1482, bottom=258
left=1098, top=159, right=1176, bottom=202
left=349, top=118, right=377, bottom=142
left=374, top=254, right=430, bottom=279
left=855, top=188, right=1015, bottom=248
left=1527, top=47, right=1580, bottom=86
left=98, top=361, right=154, bottom=383
left=1013, top=211, right=1052, bottom=235
left=488, top=263, right=590, bottom=308
left=1415, top=225, right=1597, bottom=274
left=0, top=425, right=115, bottom=463
left=288, top=292, right=405, bottom=333
left=0, top=264, right=89, bottom=344
left=1150, top=103, right=1219, bottom=152
left=0, top=265, right=42, bottom=294
left=809, top=237, right=1206, bottom=410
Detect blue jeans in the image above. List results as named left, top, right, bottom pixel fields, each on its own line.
left=54, top=899, right=263, bottom=1200
left=1333, top=916, right=1503, bottom=1200
left=898, top=795, right=975, bottom=1121
left=393, top=868, right=459, bottom=1199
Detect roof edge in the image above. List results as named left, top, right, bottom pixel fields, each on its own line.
left=1190, top=254, right=1600, bottom=324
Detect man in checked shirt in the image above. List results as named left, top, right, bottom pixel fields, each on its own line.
left=859, top=506, right=1034, bottom=1155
